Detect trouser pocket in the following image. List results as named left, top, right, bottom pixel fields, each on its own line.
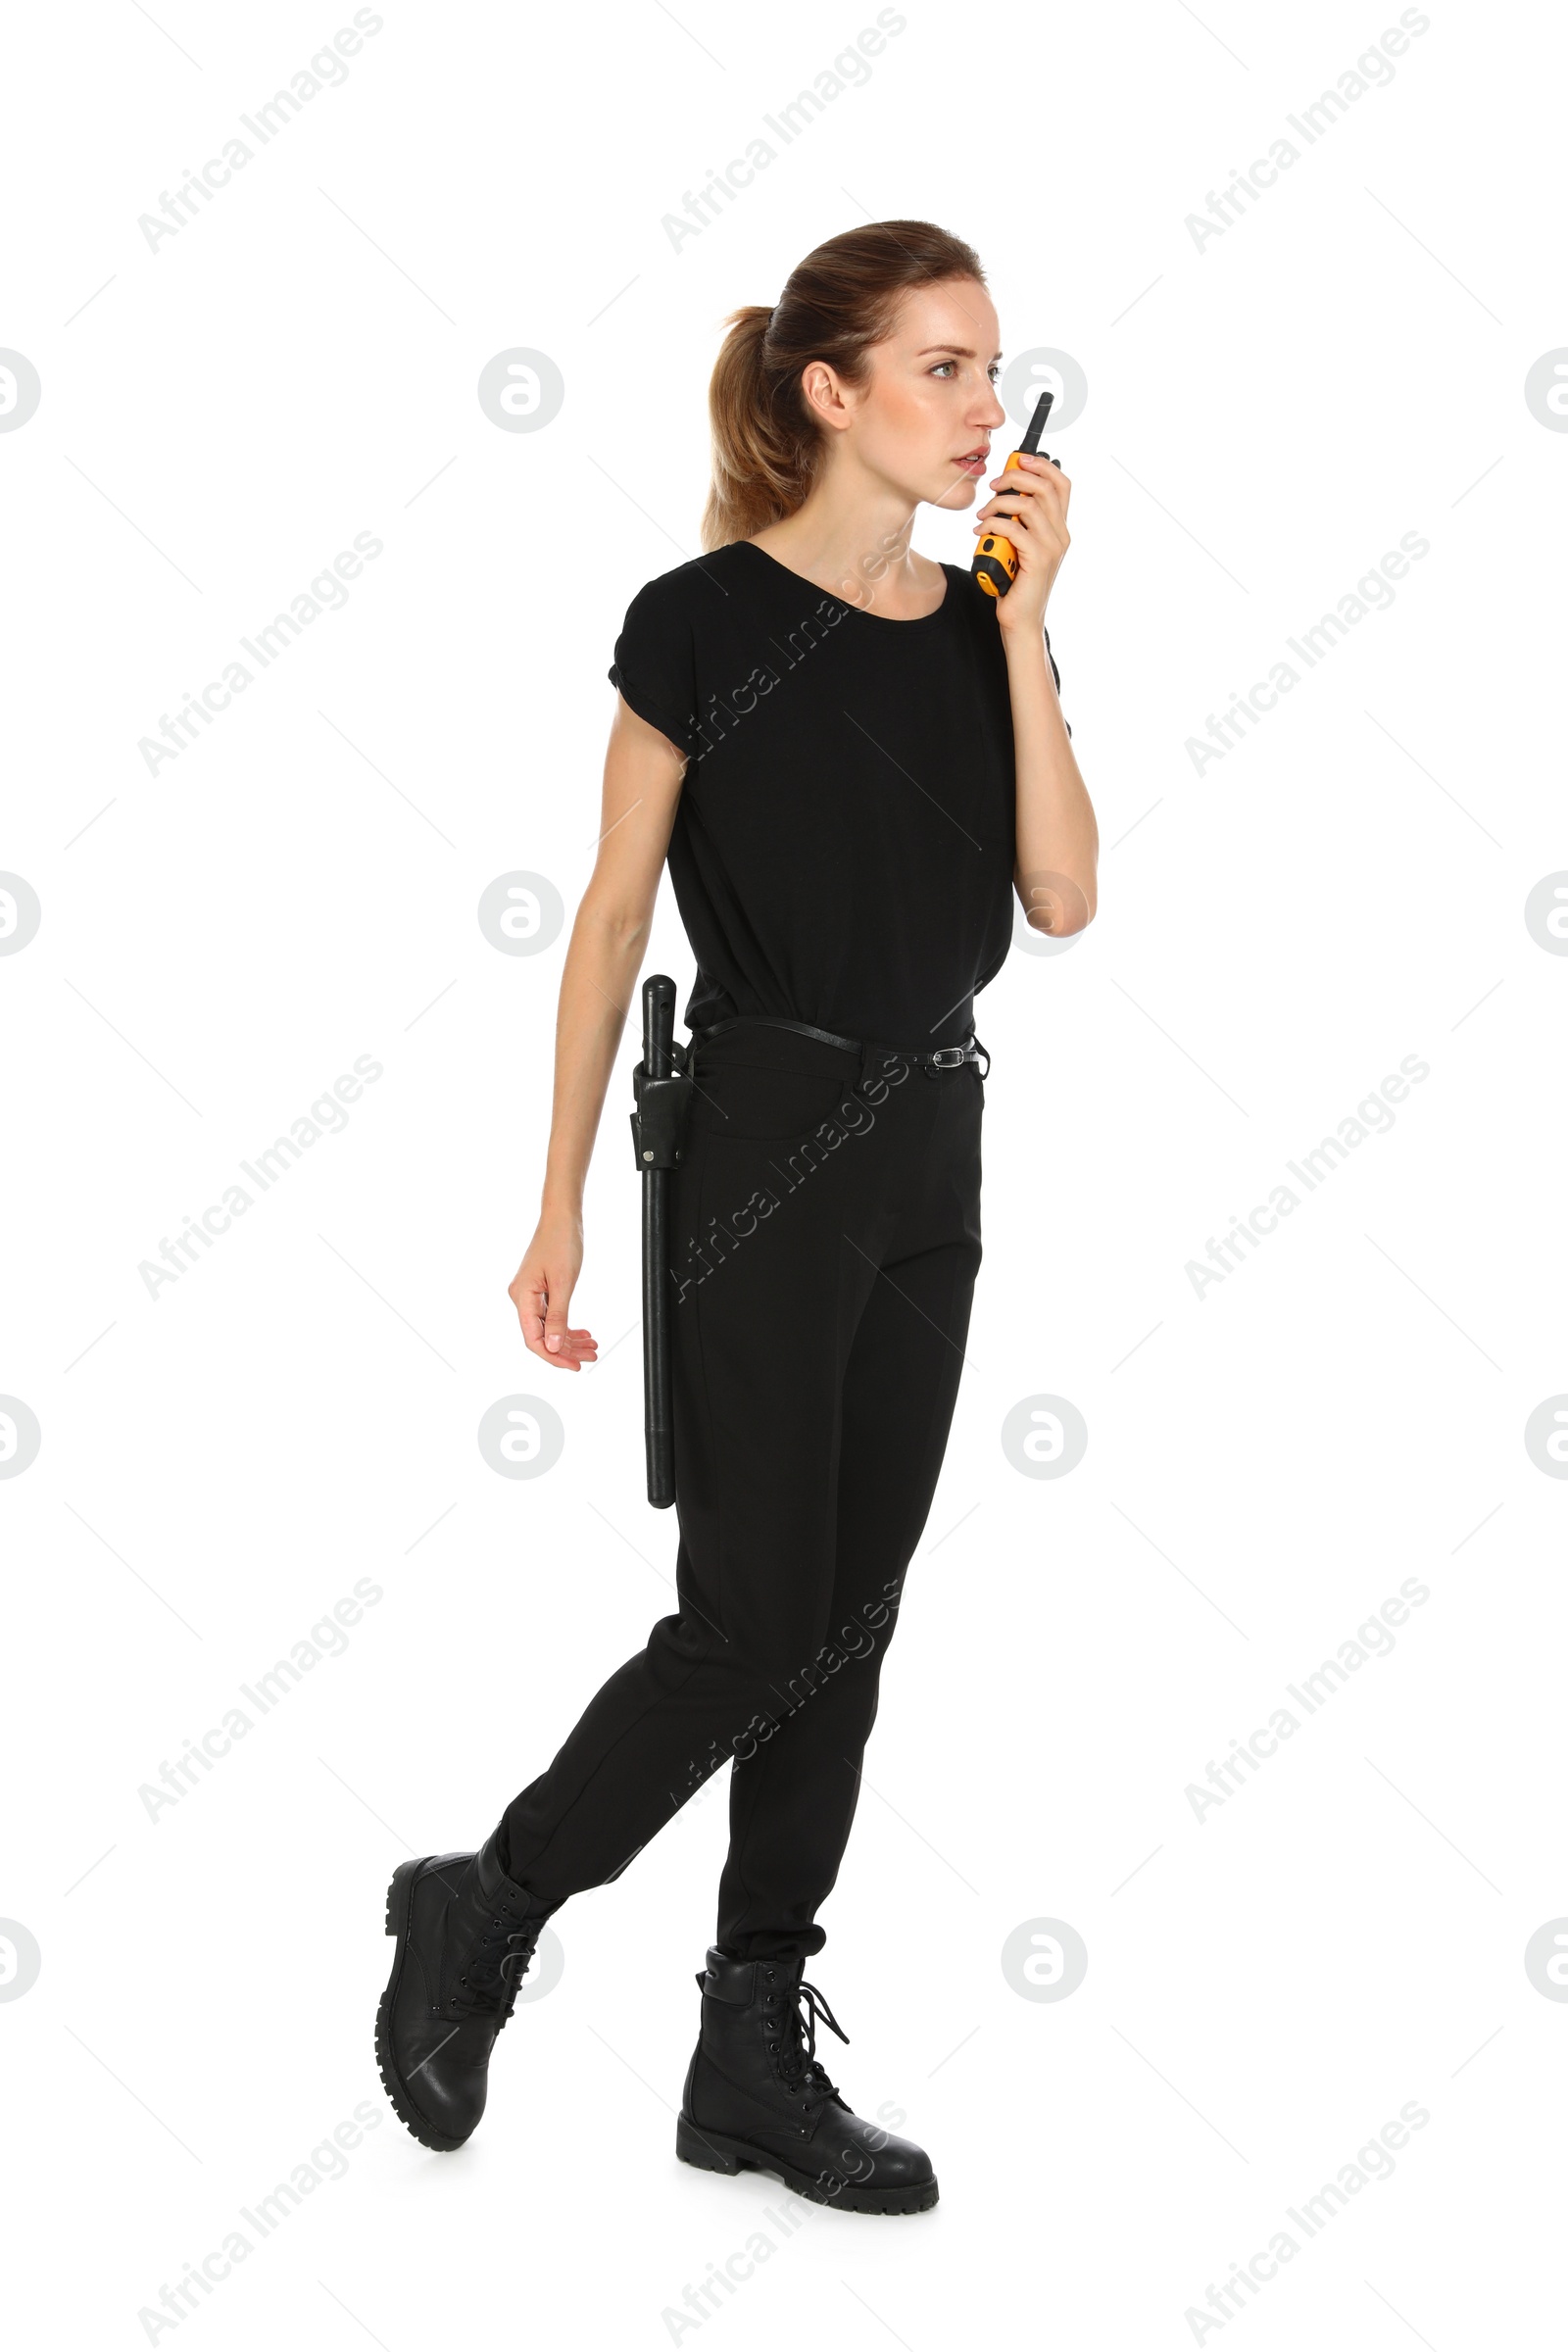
left=686, top=1033, right=865, bottom=1147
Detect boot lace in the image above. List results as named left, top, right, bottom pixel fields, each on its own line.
left=452, top=1911, right=545, bottom=2031
left=760, top=1969, right=850, bottom=2106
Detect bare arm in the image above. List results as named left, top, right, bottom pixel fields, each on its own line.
left=1004, top=622, right=1098, bottom=937
left=508, top=696, right=687, bottom=1369
left=973, top=449, right=1099, bottom=937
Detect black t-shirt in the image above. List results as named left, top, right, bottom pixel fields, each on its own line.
left=607, top=538, right=1066, bottom=1048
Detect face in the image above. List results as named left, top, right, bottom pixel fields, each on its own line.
left=802, top=276, right=1008, bottom=512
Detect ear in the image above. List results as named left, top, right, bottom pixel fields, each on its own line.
left=799, top=359, right=855, bottom=432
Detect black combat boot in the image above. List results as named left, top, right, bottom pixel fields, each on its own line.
left=675, top=1948, right=939, bottom=2214
left=375, top=1832, right=555, bottom=2152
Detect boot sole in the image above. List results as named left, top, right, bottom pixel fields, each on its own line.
left=675, top=2113, right=939, bottom=2214
left=375, top=1858, right=467, bottom=2154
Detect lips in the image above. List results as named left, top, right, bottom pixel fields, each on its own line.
left=954, top=449, right=989, bottom=475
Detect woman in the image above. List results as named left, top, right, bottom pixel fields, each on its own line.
left=376, top=220, right=1097, bottom=2215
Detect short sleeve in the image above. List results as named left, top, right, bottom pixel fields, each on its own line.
left=608, top=575, right=699, bottom=759
left=1043, top=623, right=1072, bottom=741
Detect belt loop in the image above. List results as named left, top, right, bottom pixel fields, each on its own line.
left=858, top=1036, right=878, bottom=1099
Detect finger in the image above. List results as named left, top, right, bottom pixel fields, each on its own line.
left=991, top=453, right=1062, bottom=480
left=522, top=1326, right=592, bottom=1370
left=998, top=454, right=1069, bottom=497
left=982, top=470, right=1046, bottom=505
left=980, top=482, right=1069, bottom=538
left=978, top=469, right=1064, bottom=521
left=521, top=1327, right=573, bottom=1368
left=540, top=1286, right=574, bottom=1354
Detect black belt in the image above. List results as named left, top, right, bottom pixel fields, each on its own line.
left=691, top=1014, right=990, bottom=1079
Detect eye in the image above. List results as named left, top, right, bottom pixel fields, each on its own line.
left=929, top=360, right=956, bottom=377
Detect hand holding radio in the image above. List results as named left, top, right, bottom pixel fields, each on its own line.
left=971, top=387, right=1071, bottom=634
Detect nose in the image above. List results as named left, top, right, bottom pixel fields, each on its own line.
left=972, top=380, right=1007, bottom=431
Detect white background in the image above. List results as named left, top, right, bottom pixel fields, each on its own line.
left=4, top=0, right=1565, bottom=2344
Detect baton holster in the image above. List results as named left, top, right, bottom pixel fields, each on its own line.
left=629, top=1062, right=693, bottom=1174
left=630, top=976, right=693, bottom=1509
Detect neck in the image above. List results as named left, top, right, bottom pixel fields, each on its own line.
left=752, top=470, right=939, bottom=615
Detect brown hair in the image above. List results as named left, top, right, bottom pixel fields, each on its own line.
left=701, top=220, right=986, bottom=552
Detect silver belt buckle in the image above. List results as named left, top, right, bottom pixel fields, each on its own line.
left=930, top=1046, right=965, bottom=1069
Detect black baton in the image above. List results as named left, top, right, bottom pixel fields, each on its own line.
left=629, top=975, right=692, bottom=1508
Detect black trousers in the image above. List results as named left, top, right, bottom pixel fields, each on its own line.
left=498, top=1024, right=984, bottom=1961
